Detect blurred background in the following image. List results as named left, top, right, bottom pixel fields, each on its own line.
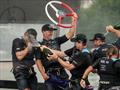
left=0, top=0, right=120, bottom=89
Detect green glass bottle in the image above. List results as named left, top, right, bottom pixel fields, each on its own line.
left=114, top=23, right=120, bottom=30
left=43, top=48, right=53, bottom=56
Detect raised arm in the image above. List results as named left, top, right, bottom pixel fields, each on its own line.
left=36, top=60, right=49, bottom=81
left=80, top=66, right=94, bottom=88
left=40, top=45, right=66, bottom=57
left=65, top=12, right=78, bottom=39
left=57, top=57, right=75, bottom=70
left=106, top=25, right=120, bottom=38
left=16, top=42, right=32, bottom=60
left=40, top=46, right=75, bottom=70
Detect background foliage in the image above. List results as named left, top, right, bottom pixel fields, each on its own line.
left=78, top=0, right=120, bottom=47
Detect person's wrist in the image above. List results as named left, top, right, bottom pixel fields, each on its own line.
left=81, top=78, right=85, bottom=81
left=57, top=56, right=59, bottom=61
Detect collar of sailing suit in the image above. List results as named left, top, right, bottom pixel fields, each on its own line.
left=41, top=39, right=53, bottom=45
left=43, top=38, right=53, bottom=42
left=111, top=58, right=119, bottom=62
left=82, top=48, right=89, bottom=53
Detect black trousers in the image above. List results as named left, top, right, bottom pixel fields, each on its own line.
left=16, top=74, right=38, bottom=90
left=44, top=70, right=69, bottom=90
left=13, top=65, right=37, bottom=90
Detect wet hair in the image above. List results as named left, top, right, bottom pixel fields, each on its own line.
left=106, top=45, right=118, bottom=58
left=25, top=28, right=37, bottom=39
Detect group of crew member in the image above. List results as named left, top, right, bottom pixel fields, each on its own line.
left=11, top=11, right=120, bottom=90
left=80, top=25, right=120, bottom=90
left=47, top=25, right=120, bottom=90
left=12, top=12, right=77, bottom=90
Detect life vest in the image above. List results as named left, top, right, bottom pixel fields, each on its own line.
left=98, top=57, right=120, bottom=85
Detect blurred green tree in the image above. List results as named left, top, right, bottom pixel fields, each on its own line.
left=78, top=0, right=120, bottom=48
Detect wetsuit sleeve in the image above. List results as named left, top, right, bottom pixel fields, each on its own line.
left=34, top=47, right=42, bottom=60
left=91, top=49, right=101, bottom=63
left=72, top=52, right=91, bottom=68
left=64, top=47, right=74, bottom=57
left=92, top=59, right=100, bottom=69
left=55, top=35, right=69, bottom=45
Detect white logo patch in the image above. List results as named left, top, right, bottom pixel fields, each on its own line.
left=16, top=48, right=20, bottom=50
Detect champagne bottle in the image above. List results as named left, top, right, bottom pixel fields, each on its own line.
left=43, top=48, right=53, bottom=56
left=114, top=23, right=120, bottom=30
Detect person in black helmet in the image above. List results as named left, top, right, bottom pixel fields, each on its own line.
left=80, top=45, right=120, bottom=90
left=39, top=12, right=77, bottom=90
left=47, top=33, right=92, bottom=90
left=90, top=33, right=111, bottom=64
left=12, top=28, right=43, bottom=90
